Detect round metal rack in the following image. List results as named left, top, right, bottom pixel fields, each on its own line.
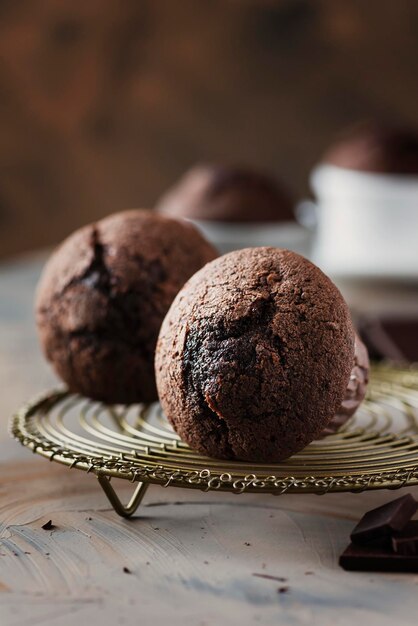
left=10, top=364, right=418, bottom=517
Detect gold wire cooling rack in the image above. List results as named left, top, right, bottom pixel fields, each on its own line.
left=9, top=364, right=418, bottom=518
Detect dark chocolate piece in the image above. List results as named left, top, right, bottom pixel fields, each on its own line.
left=350, top=495, right=417, bottom=545
left=41, top=520, right=55, bottom=530
left=392, top=521, right=418, bottom=556
left=340, top=543, right=418, bottom=572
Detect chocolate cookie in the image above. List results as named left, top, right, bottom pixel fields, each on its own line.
left=156, top=247, right=355, bottom=462
left=36, top=210, right=217, bottom=404
left=322, top=123, right=418, bottom=175
left=156, top=164, right=295, bottom=223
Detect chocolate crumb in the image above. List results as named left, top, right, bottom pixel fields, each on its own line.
left=305, top=571, right=314, bottom=575
left=244, top=542, right=251, bottom=546
left=123, top=567, right=131, bottom=574
left=204, top=561, right=209, bottom=565
left=41, top=520, right=55, bottom=530
left=253, top=573, right=287, bottom=582
left=278, top=586, right=289, bottom=594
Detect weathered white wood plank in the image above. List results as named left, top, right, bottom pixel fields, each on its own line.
left=1, top=457, right=418, bottom=626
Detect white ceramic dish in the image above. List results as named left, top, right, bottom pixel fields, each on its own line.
left=189, top=218, right=312, bottom=257
left=310, top=165, right=418, bottom=281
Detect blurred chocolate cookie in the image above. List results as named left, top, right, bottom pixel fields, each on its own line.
left=156, top=164, right=295, bottom=223
left=36, top=210, right=217, bottom=404
left=156, top=247, right=355, bottom=462
left=322, top=123, right=418, bottom=175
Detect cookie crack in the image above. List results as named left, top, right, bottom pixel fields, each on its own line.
left=78, top=226, right=113, bottom=293
left=181, top=281, right=290, bottom=459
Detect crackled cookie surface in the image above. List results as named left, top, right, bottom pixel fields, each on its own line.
left=36, top=210, right=217, bottom=403
left=156, top=247, right=355, bottom=462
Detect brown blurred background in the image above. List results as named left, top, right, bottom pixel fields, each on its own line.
left=1, top=0, right=418, bottom=259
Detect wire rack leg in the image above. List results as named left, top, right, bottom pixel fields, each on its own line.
left=97, top=475, right=149, bottom=518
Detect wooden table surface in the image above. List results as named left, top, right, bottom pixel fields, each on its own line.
left=1, top=253, right=418, bottom=626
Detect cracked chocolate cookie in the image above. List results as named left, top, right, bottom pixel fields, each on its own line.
left=35, top=210, right=217, bottom=403
left=156, top=164, right=295, bottom=222
left=156, top=247, right=355, bottom=462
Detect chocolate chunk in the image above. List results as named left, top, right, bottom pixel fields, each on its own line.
left=350, top=495, right=417, bottom=545
left=392, top=521, right=418, bottom=556
left=339, top=543, right=418, bottom=573
left=41, top=520, right=55, bottom=530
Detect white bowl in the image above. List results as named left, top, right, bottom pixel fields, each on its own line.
left=188, top=218, right=312, bottom=257
left=310, top=165, right=418, bottom=280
